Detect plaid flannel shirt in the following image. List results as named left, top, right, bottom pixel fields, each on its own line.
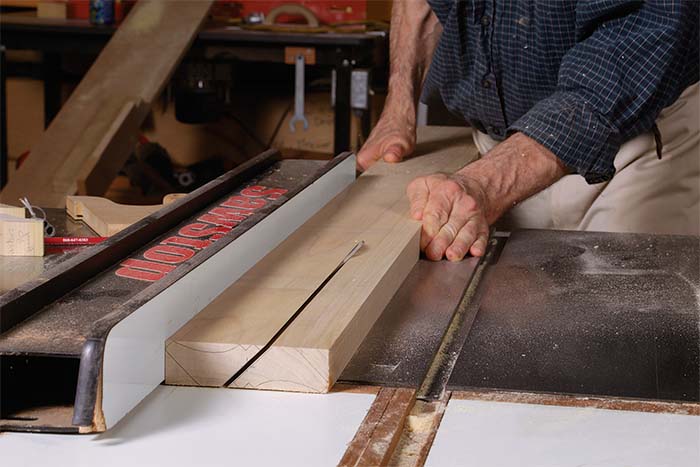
left=423, top=0, right=699, bottom=183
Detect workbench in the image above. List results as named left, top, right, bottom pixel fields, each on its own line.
left=0, top=12, right=389, bottom=187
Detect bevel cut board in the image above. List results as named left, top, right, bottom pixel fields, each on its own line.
left=66, top=194, right=185, bottom=236
left=165, top=127, right=477, bottom=393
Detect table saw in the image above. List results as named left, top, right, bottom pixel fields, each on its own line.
left=1, top=128, right=698, bottom=466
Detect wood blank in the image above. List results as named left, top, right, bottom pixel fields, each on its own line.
left=165, top=127, right=476, bottom=392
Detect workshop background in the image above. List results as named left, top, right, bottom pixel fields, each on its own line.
left=0, top=2, right=698, bottom=467
left=3, top=0, right=394, bottom=204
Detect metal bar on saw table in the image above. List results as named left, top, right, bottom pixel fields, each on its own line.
left=334, top=50, right=352, bottom=154
left=0, top=149, right=280, bottom=334
left=416, top=235, right=508, bottom=401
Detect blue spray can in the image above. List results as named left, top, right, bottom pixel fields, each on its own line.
left=90, top=0, right=115, bottom=25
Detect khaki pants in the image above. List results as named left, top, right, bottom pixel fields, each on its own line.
left=473, top=84, right=700, bottom=235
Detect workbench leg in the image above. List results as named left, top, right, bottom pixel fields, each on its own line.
left=1, top=45, right=7, bottom=189
left=360, top=108, right=371, bottom=143
left=42, top=52, right=62, bottom=128
left=334, top=52, right=352, bottom=155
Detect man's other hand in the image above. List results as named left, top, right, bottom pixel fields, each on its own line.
left=356, top=114, right=416, bottom=171
left=407, top=173, right=490, bottom=261
left=405, top=132, right=569, bottom=261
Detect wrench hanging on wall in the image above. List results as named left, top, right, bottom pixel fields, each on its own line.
left=284, top=47, right=316, bottom=133
left=289, top=53, right=309, bottom=132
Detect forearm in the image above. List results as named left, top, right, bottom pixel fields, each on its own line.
left=386, top=0, right=441, bottom=115
left=455, top=133, right=569, bottom=224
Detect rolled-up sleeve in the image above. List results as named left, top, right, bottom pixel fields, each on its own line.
left=509, top=1, right=699, bottom=184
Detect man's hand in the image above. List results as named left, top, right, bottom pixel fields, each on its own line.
left=356, top=0, right=441, bottom=171
left=407, top=132, right=570, bottom=261
left=407, top=173, right=490, bottom=261
left=356, top=113, right=416, bottom=171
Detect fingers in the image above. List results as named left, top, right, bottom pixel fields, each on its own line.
left=356, top=142, right=384, bottom=172
left=357, top=141, right=407, bottom=171
left=419, top=177, right=464, bottom=252
left=468, top=230, right=490, bottom=257
left=408, top=174, right=491, bottom=261
left=357, top=116, right=416, bottom=171
left=382, top=144, right=405, bottom=163
left=445, top=220, right=489, bottom=261
left=421, top=191, right=456, bottom=252
left=424, top=192, right=471, bottom=260
left=406, top=177, right=430, bottom=220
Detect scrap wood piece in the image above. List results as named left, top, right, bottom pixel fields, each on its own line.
left=0, top=0, right=214, bottom=208
left=66, top=194, right=184, bottom=236
left=165, top=127, right=476, bottom=393
left=0, top=214, right=44, bottom=257
left=339, top=387, right=416, bottom=467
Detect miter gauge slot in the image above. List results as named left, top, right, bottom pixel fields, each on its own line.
left=416, top=233, right=509, bottom=401
left=224, top=240, right=365, bottom=387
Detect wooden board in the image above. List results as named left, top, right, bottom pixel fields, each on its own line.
left=66, top=194, right=184, bottom=236
left=165, top=127, right=476, bottom=392
left=0, top=214, right=43, bottom=256
left=0, top=1, right=213, bottom=208
left=0, top=203, right=26, bottom=219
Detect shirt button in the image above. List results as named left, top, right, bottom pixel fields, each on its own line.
left=481, top=15, right=490, bottom=26
left=482, top=78, right=491, bottom=89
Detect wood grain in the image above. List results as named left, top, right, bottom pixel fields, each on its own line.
left=0, top=1, right=213, bottom=208
left=165, top=127, right=477, bottom=392
left=0, top=214, right=43, bottom=256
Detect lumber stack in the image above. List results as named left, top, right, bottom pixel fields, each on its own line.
left=165, top=127, right=477, bottom=392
